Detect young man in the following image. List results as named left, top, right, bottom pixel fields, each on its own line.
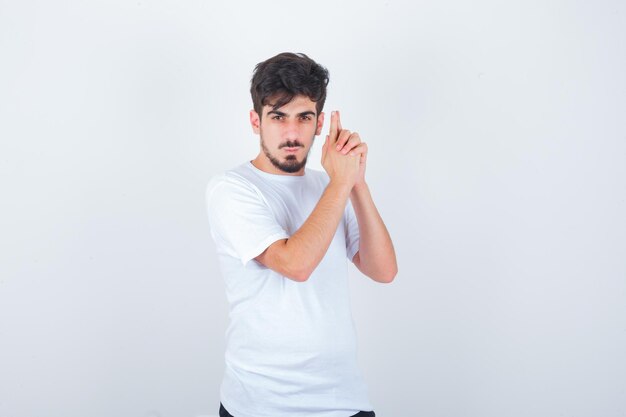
left=205, top=52, right=397, bottom=417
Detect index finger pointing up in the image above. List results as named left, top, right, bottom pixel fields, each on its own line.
left=329, top=110, right=339, bottom=143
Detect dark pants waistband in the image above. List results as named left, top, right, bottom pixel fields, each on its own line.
left=219, top=402, right=376, bottom=417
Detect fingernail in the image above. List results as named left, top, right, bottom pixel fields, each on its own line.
left=336, top=145, right=341, bottom=150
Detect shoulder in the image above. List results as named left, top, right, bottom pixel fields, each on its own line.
left=205, top=166, right=259, bottom=203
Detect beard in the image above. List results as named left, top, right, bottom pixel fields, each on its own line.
left=260, top=134, right=314, bottom=174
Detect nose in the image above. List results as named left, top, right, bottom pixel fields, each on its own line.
left=282, top=119, right=301, bottom=140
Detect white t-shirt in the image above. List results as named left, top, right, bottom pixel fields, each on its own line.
left=205, top=161, right=373, bottom=417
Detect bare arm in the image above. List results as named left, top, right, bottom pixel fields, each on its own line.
left=255, top=110, right=360, bottom=282
left=330, top=109, right=397, bottom=283
left=255, top=180, right=352, bottom=282
left=350, top=183, right=397, bottom=283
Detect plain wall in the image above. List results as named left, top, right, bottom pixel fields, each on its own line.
left=1, top=1, right=624, bottom=416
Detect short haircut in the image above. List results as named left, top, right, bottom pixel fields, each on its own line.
left=250, top=52, right=330, bottom=119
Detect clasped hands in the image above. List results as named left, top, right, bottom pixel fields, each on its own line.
left=321, top=110, right=368, bottom=189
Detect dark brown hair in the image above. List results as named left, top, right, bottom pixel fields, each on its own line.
left=250, top=52, right=330, bottom=119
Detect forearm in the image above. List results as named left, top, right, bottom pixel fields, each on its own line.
left=350, top=182, right=397, bottom=281
left=286, top=180, right=353, bottom=278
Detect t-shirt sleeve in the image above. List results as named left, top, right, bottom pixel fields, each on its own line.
left=205, top=175, right=290, bottom=267
left=344, top=198, right=360, bottom=262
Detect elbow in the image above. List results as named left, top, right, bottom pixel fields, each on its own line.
left=286, top=256, right=316, bottom=283
left=297, top=274, right=311, bottom=283
left=285, top=273, right=310, bottom=283
left=293, top=267, right=313, bottom=282
left=284, top=264, right=313, bottom=283
left=280, top=239, right=315, bottom=282
left=380, top=274, right=396, bottom=284
left=380, top=266, right=398, bottom=284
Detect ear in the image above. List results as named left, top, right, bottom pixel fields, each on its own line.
left=315, top=111, right=325, bottom=136
left=250, top=109, right=261, bottom=134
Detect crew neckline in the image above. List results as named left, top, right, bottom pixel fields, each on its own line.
left=246, top=160, right=308, bottom=181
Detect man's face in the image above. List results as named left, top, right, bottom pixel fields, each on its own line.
left=250, top=95, right=324, bottom=174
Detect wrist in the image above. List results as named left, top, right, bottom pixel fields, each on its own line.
left=328, top=178, right=355, bottom=195
left=351, top=180, right=368, bottom=194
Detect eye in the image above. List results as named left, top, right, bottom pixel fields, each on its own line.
left=272, top=115, right=283, bottom=120
left=300, top=115, right=312, bottom=121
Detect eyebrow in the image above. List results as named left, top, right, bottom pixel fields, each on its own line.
left=267, top=110, right=316, bottom=118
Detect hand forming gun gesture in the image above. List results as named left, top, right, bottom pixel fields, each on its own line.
left=321, top=110, right=368, bottom=189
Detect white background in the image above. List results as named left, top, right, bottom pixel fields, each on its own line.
left=1, top=1, right=625, bottom=416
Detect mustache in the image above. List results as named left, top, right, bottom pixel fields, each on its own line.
left=280, top=141, right=304, bottom=148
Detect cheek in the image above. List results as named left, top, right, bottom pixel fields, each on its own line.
left=260, top=125, right=280, bottom=140
left=303, top=123, right=318, bottom=135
